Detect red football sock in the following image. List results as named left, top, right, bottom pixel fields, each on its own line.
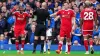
left=84, top=40, right=88, bottom=51
left=58, top=41, right=63, bottom=51
left=15, top=41, right=19, bottom=50
left=68, top=45, right=71, bottom=52
left=67, top=42, right=71, bottom=52
left=89, top=38, right=93, bottom=47
left=21, top=40, right=25, bottom=49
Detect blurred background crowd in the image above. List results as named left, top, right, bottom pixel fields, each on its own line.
left=0, top=0, right=100, bottom=46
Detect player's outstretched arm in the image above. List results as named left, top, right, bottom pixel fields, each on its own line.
left=72, top=17, right=76, bottom=31
left=50, top=12, right=57, bottom=17
left=54, top=16, right=60, bottom=21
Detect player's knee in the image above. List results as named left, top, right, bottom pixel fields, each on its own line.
left=59, top=37, right=64, bottom=41
left=34, top=36, right=39, bottom=40
left=67, top=38, right=71, bottom=42
left=15, top=39, right=19, bottom=42
left=21, top=37, right=25, bottom=40
left=21, top=34, right=25, bottom=38
left=41, top=36, right=45, bottom=40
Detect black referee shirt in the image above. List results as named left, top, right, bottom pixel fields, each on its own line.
left=34, top=8, right=50, bottom=25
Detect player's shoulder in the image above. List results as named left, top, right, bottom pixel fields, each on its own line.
left=67, top=9, right=74, bottom=12
left=81, top=9, right=85, bottom=13
left=91, top=9, right=96, bottom=12
left=23, top=12, right=29, bottom=14
left=58, top=9, right=65, bottom=12
left=67, top=9, right=73, bottom=11
left=14, top=11, right=20, bottom=13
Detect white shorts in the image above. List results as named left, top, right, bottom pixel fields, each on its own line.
left=46, top=28, right=52, bottom=37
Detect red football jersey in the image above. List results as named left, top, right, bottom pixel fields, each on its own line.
left=80, top=8, right=97, bottom=31
left=57, top=9, right=75, bottom=29
left=13, top=11, right=30, bottom=27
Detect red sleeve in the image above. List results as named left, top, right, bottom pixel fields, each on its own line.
left=25, top=12, right=31, bottom=17
left=56, top=10, right=61, bottom=15
left=80, top=10, right=84, bottom=19
left=13, top=11, right=18, bottom=16
left=71, top=10, right=75, bottom=17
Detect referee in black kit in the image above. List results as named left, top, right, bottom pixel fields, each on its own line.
left=32, top=2, right=50, bottom=54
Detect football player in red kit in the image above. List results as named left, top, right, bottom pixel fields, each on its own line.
left=12, top=6, right=32, bottom=54
left=80, top=1, right=97, bottom=54
left=50, top=2, right=76, bottom=54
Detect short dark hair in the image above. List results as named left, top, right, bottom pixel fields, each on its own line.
left=63, top=2, right=69, bottom=6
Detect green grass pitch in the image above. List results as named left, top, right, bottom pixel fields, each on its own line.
left=0, top=50, right=100, bottom=56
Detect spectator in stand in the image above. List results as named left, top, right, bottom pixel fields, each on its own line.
left=7, top=15, right=15, bottom=31
left=69, top=2, right=72, bottom=9
left=79, top=4, right=84, bottom=12
left=26, top=3, right=31, bottom=13
left=48, top=1, right=54, bottom=11
left=28, top=0, right=36, bottom=9
left=74, top=7, right=80, bottom=26
left=35, top=1, right=41, bottom=9
left=90, top=0, right=100, bottom=8
left=0, top=2, right=3, bottom=13
left=2, top=2, right=6, bottom=7
left=17, top=0, right=26, bottom=9
left=7, top=0, right=16, bottom=10
left=96, top=4, right=100, bottom=45
left=7, top=25, right=15, bottom=44
left=93, top=27, right=99, bottom=45
left=0, top=34, right=5, bottom=50
left=72, top=24, right=81, bottom=46
left=4, top=31, right=9, bottom=44
left=54, top=2, right=59, bottom=12
left=71, top=1, right=76, bottom=8
left=79, top=0, right=86, bottom=6
left=73, top=4, right=77, bottom=9
left=1, top=6, right=10, bottom=31
left=0, top=14, right=6, bottom=35
left=29, top=24, right=35, bottom=45
left=0, top=33, right=8, bottom=45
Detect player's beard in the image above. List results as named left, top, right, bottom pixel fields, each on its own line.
left=20, top=10, right=24, bottom=14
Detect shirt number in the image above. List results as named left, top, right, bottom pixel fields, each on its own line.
left=84, top=12, right=93, bottom=20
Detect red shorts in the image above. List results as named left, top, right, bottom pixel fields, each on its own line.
left=83, top=31, right=93, bottom=36
left=60, top=27, right=71, bottom=38
left=14, top=27, right=25, bottom=37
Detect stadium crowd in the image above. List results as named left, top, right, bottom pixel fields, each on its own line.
left=0, top=0, right=100, bottom=47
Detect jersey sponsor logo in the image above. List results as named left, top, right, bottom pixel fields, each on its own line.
left=17, top=17, right=24, bottom=20
left=62, top=15, right=70, bottom=18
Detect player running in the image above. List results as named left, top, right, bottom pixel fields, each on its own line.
left=12, top=5, right=32, bottom=54
left=80, top=1, right=97, bottom=54
left=50, top=2, right=76, bottom=54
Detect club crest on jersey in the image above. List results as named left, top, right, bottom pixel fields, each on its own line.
left=68, top=12, right=70, bottom=14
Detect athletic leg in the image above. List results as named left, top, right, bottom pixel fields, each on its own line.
left=33, top=36, right=39, bottom=53
left=40, top=36, right=45, bottom=53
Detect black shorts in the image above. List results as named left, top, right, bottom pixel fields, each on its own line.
left=34, top=24, right=46, bottom=36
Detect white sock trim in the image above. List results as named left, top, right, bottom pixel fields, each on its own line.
left=21, top=48, right=23, bottom=50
